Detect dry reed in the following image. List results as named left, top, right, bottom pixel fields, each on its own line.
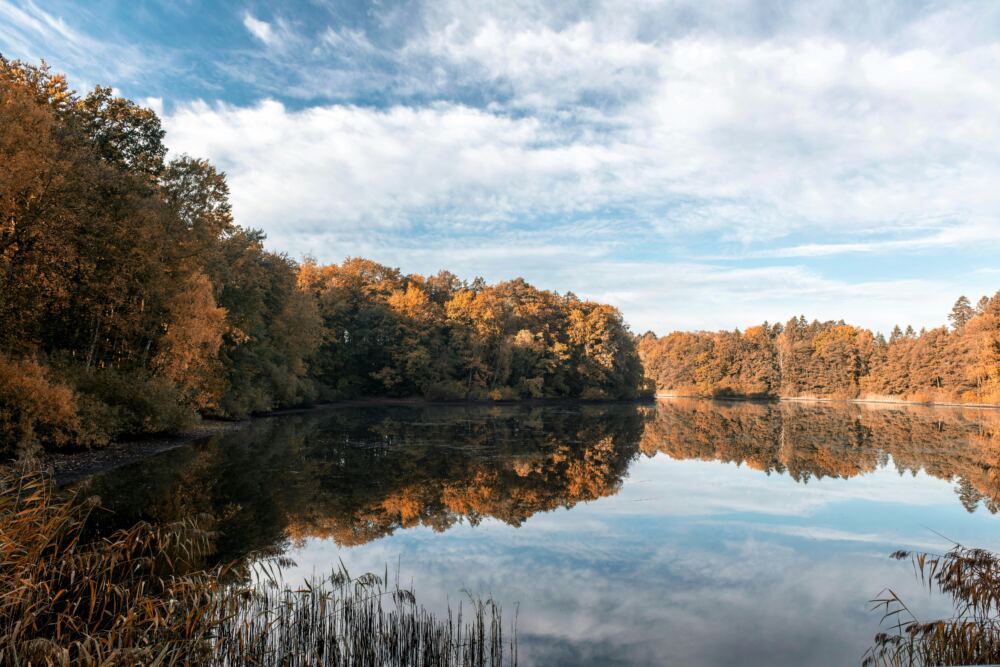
left=864, top=545, right=1000, bottom=666
left=0, top=460, right=516, bottom=666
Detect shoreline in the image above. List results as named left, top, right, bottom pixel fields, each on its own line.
left=42, top=392, right=1000, bottom=484
left=47, top=419, right=250, bottom=486
left=46, top=396, right=655, bottom=484
left=654, top=393, right=1000, bottom=410
left=47, top=403, right=350, bottom=485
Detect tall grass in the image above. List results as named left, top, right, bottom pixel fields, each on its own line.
left=214, top=563, right=515, bottom=667
left=0, top=460, right=516, bottom=666
left=864, top=545, right=1000, bottom=666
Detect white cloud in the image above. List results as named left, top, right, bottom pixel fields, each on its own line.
left=163, top=16, right=1000, bottom=244
left=19, top=0, right=979, bottom=333
left=241, top=12, right=302, bottom=52
left=732, top=222, right=1000, bottom=258
left=319, top=26, right=375, bottom=54
left=164, top=98, right=602, bottom=231
left=242, top=13, right=277, bottom=47
left=140, top=96, right=164, bottom=117
left=0, top=0, right=153, bottom=85
left=413, top=17, right=661, bottom=111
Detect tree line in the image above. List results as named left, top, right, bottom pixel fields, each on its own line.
left=639, top=294, right=1000, bottom=404
left=0, top=59, right=650, bottom=456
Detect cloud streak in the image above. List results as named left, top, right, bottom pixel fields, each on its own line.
left=0, top=0, right=161, bottom=88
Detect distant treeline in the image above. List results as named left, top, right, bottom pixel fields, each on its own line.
left=639, top=295, right=1000, bottom=404
left=0, top=59, right=649, bottom=455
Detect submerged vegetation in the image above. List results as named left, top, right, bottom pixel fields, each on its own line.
left=0, top=57, right=649, bottom=457
left=865, top=545, right=1000, bottom=667
left=639, top=295, right=1000, bottom=404
left=0, top=461, right=516, bottom=666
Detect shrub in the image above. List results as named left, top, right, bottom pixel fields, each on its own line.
left=907, top=389, right=935, bottom=404
left=580, top=387, right=609, bottom=401
left=216, top=383, right=270, bottom=419
left=489, top=386, right=520, bottom=401
left=424, top=380, right=468, bottom=401
left=68, top=366, right=194, bottom=438
left=638, top=378, right=657, bottom=398
left=0, top=355, right=107, bottom=456
left=518, top=377, right=545, bottom=398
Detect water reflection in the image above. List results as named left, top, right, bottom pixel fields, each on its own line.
left=641, top=399, right=1000, bottom=511
left=80, top=399, right=1000, bottom=666
left=82, top=404, right=646, bottom=559
left=85, top=400, right=1000, bottom=554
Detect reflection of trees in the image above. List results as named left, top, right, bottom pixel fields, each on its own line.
left=82, top=400, right=1000, bottom=565
left=82, top=405, right=646, bottom=559
left=295, top=431, right=632, bottom=546
left=82, top=417, right=320, bottom=561
left=288, top=405, right=644, bottom=546
left=641, top=399, right=1000, bottom=511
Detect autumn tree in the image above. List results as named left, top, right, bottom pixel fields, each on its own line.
left=964, top=291, right=1000, bottom=404
left=641, top=296, right=1000, bottom=406
left=152, top=272, right=227, bottom=410
left=950, top=296, right=975, bottom=331
left=0, top=58, right=324, bottom=452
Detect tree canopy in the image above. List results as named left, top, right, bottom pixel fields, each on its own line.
left=0, top=59, right=651, bottom=456
left=640, top=296, right=1000, bottom=405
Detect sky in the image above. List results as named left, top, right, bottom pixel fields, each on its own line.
left=3, top=0, right=1000, bottom=335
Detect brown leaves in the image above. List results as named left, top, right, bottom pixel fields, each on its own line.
left=0, top=354, right=108, bottom=456
left=151, top=271, right=227, bottom=411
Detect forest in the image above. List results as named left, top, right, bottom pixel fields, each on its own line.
left=639, top=294, right=1000, bottom=404
left=5, top=56, right=1000, bottom=461
left=0, top=59, right=650, bottom=457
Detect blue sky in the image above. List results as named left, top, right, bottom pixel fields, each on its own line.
left=3, top=0, right=1000, bottom=334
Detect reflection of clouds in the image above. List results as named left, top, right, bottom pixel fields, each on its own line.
left=280, top=452, right=1000, bottom=666
left=731, top=522, right=945, bottom=552
left=82, top=402, right=1000, bottom=664
left=601, top=455, right=976, bottom=518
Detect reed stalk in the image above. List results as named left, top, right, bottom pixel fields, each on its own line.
left=0, top=460, right=517, bottom=666
left=865, top=545, right=1000, bottom=666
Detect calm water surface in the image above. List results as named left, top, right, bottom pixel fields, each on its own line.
left=84, top=399, right=1000, bottom=666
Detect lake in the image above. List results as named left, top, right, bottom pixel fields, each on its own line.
left=81, top=398, right=1000, bottom=666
